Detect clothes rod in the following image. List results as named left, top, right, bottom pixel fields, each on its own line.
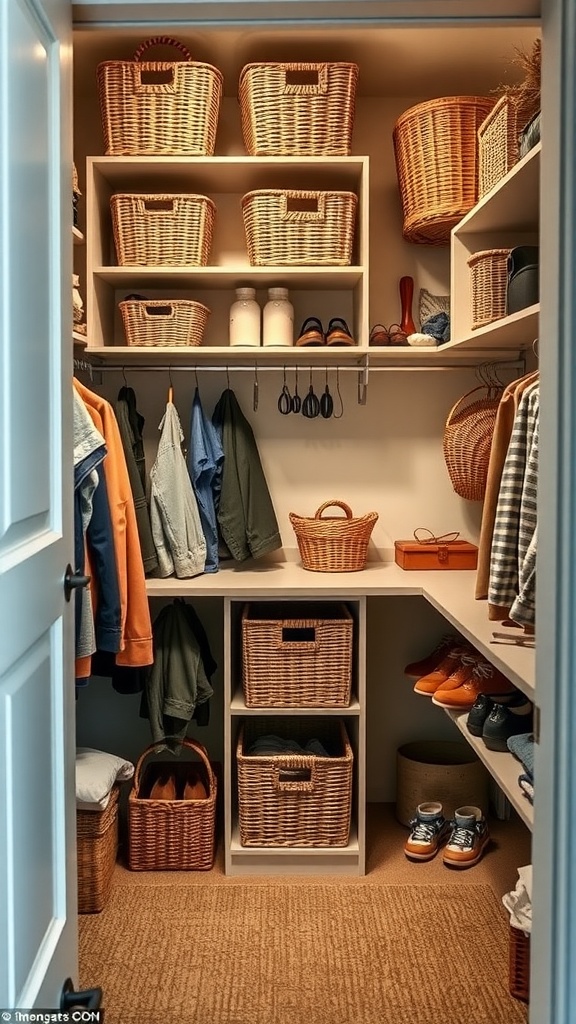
left=79, top=359, right=526, bottom=373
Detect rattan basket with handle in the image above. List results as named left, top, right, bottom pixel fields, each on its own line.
left=467, top=248, right=512, bottom=330
left=392, top=95, right=493, bottom=245
left=443, top=386, right=503, bottom=502
left=111, top=193, right=216, bottom=266
left=128, top=738, right=217, bottom=871
left=239, top=62, right=359, bottom=156
left=289, top=499, right=378, bottom=572
left=97, top=36, right=223, bottom=156
left=77, top=784, right=119, bottom=913
left=119, top=298, right=210, bottom=347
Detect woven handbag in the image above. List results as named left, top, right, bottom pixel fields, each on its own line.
left=443, top=386, right=503, bottom=501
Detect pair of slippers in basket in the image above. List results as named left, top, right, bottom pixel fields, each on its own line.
left=148, top=770, right=208, bottom=801
left=296, top=316, right=356, bottom=347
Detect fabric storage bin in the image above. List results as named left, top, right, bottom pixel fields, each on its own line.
left=392, top=95, right=493, bottom=244
left=396, top=741, right=489, bottom=826
left=111, top=193, right=216, bottom=266
left=128, top=739, right=217, bottom=870
left=237, top=718, right=353, bottom=847
left=241, top=189, right=357, bottom=266
left=97, top=37, right=223, bottom=156
left=467, top=248, right=512, bottom=329
left=478, top=93, right=541, bottom=198
left=239, top=61, right=359, bottom=156
left=241, top=602, right=353, bottom=708
left=509, top=924, right=530, bottom=1002
left=119, top=298, right=210, bottom=347
left=77, top=784, right=119, bottom=913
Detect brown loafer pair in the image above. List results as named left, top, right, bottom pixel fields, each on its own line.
left=369, top=322, right=409, bottom=346
left=149, top=770, right=208, bottom=801
left=296, top=316, right=356, bottom=347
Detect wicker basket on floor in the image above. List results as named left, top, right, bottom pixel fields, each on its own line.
left=509, top=924, right=530, bottom=1002
left=119, top=298, right=210, bottom=347
left=97, top=37, right=223, bottom=156
left=128, top=738, right=217, bottom=871
left=289, top=500, right=378, bottom=572
left=392, top=95, right=493, bottom=245
left=111, top=193, right=216, bottom=266
left=467, top=248, right=512, bottom=330
left=239, top=61, right=359, bottom=156
left=242, top=189, right=357, bottom=266
left=77, top=785, right=119, bottom=913
left=478, top=93, right=541, bottom=197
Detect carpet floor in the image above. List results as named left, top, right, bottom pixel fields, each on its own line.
left=79, top=881, right=528, bottom=1024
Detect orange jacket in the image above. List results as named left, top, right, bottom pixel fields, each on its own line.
left=74, top=380, right=153, bottom=669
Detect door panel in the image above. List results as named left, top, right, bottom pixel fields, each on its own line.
left=0, top=0, right=76, bottom=1009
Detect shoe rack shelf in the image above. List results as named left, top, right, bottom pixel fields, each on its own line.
left=84, top=155, right=369, bottom=356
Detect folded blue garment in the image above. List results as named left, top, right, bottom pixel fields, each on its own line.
left=247, top=734, right=330, bottom=758
left=507, top=732, right=535, bottom=777
left=421, top=311, right=450, bottom=343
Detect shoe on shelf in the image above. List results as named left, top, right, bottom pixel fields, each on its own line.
left=183, top=771, right=208, bottom=801
left=442, top=806, right=490, bottom=869
left=432, top=658, right=517, bottom=710
left=482, top=697, right=534, bottom=752
left=466, top=693, right=495, bottom=736
left=295, top=316, right=325, bottom=346
left=325, top=317, right=356, bottom=346
left=404, top=802, right=452, bottom=861
left=149, top=772, right=177, bottom=800
left=413, top=646, right=476, bottom=697
left=404, top=633, right=461, bottom=678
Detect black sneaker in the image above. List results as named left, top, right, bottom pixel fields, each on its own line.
left=482, top=697, right=534, bottom=752
left=466, top=693, right=494, bottom=736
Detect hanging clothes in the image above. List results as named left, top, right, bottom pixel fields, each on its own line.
left=187, top=386, right=224, bottom=574
left=140, top=599, right=216, bottom=753
left=115, top=385, right=158, bottom=575
left=212, top=388, right=281, bottom=562
left=149, top=400, right=206, bottom=579
left=73, top=389, right=106, bottom=661
left=488, top=380, right=539, bottom=625
left=73, top=378, right=154, bottom=671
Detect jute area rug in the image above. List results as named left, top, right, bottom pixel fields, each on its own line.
left=79, top=882, right=528, bottom=1024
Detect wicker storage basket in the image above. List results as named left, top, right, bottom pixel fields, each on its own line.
left=241, top=602, right=353, bottom=708
left=237, top=718, right=353, bottom=847
left=111, top=193, right=216, bottom=266
left=396, top=741, right=488, bottom=827
left=242, top=189, right=357, bottom=266
left=128, top=738, right=217, bottom=871
left=119, top=298, right=210, bottom=347
left=443, top=386, right=503, bottom=502
left=392, top=95, right=494, bottom=245
left=479, top=93, right=541, bottom=198
left=509, top=924, right=530, bottom=1003
left=239, top=62, right=359, bottom=156
left=468, top=248, right=512, bottom=329
left=77, top=785, right=119, bottom=913
left=289, top=500, right=378, bottom=572
left=97, top=36, right=223, bottom=156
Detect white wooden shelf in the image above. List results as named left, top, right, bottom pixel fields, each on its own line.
left=228, top=824, right=361, bottom=876
left=84, top=345, right=367, bottom=367
left=230, top=693, right=362, bottom=714
left=73, top=225, right=84, bottom=244
left=73, top=331, right=87, bottom=347
left=92, top=265, right=364, bottom=290
left=447, top=709, right=534, bottom=832
left=455, top=144, right=541, bottom=237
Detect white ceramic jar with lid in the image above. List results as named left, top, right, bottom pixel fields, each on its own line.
left=263, top=287, right=294, bottom=347
left=229, top=287, right=261, bottom=346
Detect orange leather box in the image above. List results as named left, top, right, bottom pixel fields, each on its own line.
left=394, top=539, right=478, bottom=571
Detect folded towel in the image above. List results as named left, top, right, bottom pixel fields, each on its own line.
left=76, top=746, right=134, bottom=810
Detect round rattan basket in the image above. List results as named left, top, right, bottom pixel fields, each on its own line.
left=396, top=740, right=489, bottom=827
left=443, top=386, right=502, bottom=501
left=289, top=499, right=378, bottom=572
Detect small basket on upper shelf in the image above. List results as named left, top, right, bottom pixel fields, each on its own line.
left=119, top=297, right=210, bottom=347
left=467, top=248, right=512, bottom=330
left=111, top=193, right=216, bottom=267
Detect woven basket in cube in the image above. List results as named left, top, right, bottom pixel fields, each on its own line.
left=77, top=785, right=119, bottom=913
left=97, top=37, right=223, bottom=156
left=393, top=95, right=494, bottom=245
left=128, top=738, right=217, bottom=871
left=443, top=386, right=503, bottom=502
left=119, top=298, right=210, bottom=347
left=111, top=193, right=216, bottom=266
left=237, top=718, right=353, bottom=848
left=242, top=190, right=357, bottom=266
left=239, top=61, right=358, bottom=156
left=478, top=92, right=541, bottom=198
left=289, top=500, right=378, bottom=572
left=467, top=248, right=512, bottom=330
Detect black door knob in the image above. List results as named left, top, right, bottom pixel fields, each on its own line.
left=60, top=977, right=102, bottom=1011
left=64, top=563, right=91, bottom=603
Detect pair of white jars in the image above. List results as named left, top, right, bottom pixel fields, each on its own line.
left=229, top=287, right=294, bottom=347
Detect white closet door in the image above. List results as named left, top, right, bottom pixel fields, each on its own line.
left=0, top=0, right=79, bottom=1010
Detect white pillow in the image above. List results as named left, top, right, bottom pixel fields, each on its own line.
left=76, top=746, right=134, bottom=808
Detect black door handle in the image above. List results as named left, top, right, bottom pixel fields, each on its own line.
left=64, top=563, right=91, bottom=602
left=60, top=977, right=102, bottom=1011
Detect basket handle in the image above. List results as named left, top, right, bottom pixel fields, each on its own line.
left=272, top=759, right=317, bottom=793
left=139, top=198, right=178, bottom=216
left=133, top=736, right=215, bottom=795
left=281, top=64, right=328, bottom=95
left=275, top=622, right=320, bottom=653
left=445, top=386, right=492, bottom=426
left=314, top=500, right=354, bottom=520
left=144, top=303, right=176, bottom=319
left=281, top=192, right=325, bottom=223
left=133, top=37, right=192, bottom=62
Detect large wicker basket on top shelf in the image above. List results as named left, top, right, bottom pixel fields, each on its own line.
left=392, top=95, right=494, bottom=245
left=289, top=500, right=378, bottom=572
left=239, top=61, right=359, bottom=156
left=97, top=37, right=223, bottom=156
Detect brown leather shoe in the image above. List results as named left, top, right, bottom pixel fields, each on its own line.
left=296, top=316, right=325, bottom=346
left=149, top=772, right=177, bottom=800
left=183, top=771, right=208, bottom=801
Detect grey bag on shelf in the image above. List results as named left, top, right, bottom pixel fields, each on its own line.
left=506, top=246, right=539, bottom=316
